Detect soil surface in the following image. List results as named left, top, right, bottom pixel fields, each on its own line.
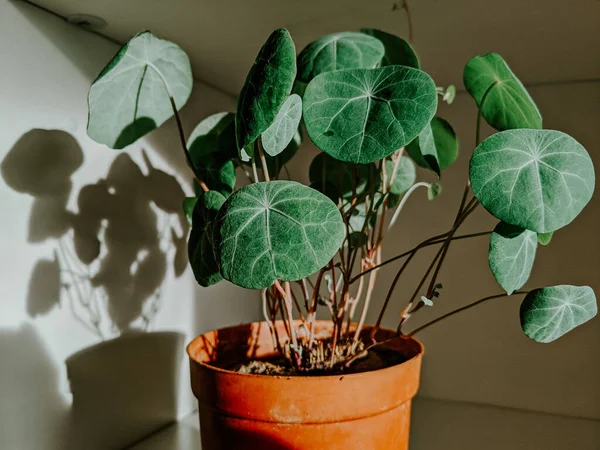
left=231, top=345, right=408, bottom=376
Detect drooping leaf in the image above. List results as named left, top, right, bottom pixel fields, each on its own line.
left=463, top=53, right=542, bottom=131
left=297, top=32, right=385, bottom=83
left=261, top=94, right=303, bottom=157
left=88, top=31, right=193, bottom=149
left=235, top=29, right=297, bottom=153
left=427, top=182, right=442, bottom=200
left=406, top=117, right=458, bottom=176
left=183, top=196, right=197, bottom=225
left=386, top=157, right=416, bottom=196
left=213, top=181, right=345, bottom=289
left=470, top=129, right=595, bottom=233
left=309, top=153, right=377, bottom=201
left=537, top=232, right=553, bottom=246
left=303, top=66, right=437, bottom=164
left=360, top=28, right=419, bottom=68
left=188, top=112, right=237, bottom=166
left=488, top=222, right=537, bottom=295
left=520, top=285, right=597, bottom=343
left=188, top=191, right=226, bottom=287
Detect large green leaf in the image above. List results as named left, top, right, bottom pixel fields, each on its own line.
left=88, top=31, right=193, bottom=149
left=360, top=28, right=419, bottom=68
left=261, top=94, right=302, bottom=157
left=520, top=285, right=597, bottom=343
left=188, top=191, right=226, bottom=287
left=213, top=181, right=345, bottom=289
left=309, top=153, right=377, bottom=201
left=488, top=222, right=537, bottom=295
left=303, top=66, right=437, bottom=164
left=463, top=53, right=542, bottom=131
left=235, top=29, right=296, bottom=153
left=188, top=112, right=237, bottom=165
left=470, top=129, right=595, bottom=233
left=406, top=117, right=458, bottom=177
left=297, top=32, right=384, bottom=83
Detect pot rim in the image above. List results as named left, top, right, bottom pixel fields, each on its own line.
left=187, top=320, right=424, bottom=381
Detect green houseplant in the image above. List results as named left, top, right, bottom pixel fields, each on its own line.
left=87, top=24, right=596, bottom=450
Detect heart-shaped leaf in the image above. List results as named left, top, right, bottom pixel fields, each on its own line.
left=360, top=28, right=419, bottom=68
left=386, top=157, right=416, bottom=196
left=188, top=191, right=226, bottom=287
left=470, top=129, right=595, bottom=233
left=520, top=285, right=597, bottom=343
left=213, top=181, right=345, bottom=289
left=309, top=153, right=377, bottom=201
left=303, top=66, right=437, bottom=164
left=489, top=222, right=537, bottom=295
left=406, top=117, right=458, bottom=177
left=537, top=232, right=553, bottom=246
left=188, top=112, right=237, bottom=166
left=236, top=29, right=296, bottom=153
left=88, top=31, right=193, bottom=149
left=463, top=53, right=542, bottom=131
left=297, top=32, right=384, bottom=83
left=261, top=94, right=303, bottom=157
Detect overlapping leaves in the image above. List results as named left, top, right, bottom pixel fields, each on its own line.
left=406, top=117, right=458, bottom=177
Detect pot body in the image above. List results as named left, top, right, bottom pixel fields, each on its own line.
left=187, top=321, right=423, bottom=450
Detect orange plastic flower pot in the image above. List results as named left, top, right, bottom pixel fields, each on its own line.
left=187, top=320, right=424, bottom=450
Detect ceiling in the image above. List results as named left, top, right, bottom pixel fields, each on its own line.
left=29, top=0, right=600, bottom=96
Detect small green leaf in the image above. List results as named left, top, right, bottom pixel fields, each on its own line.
left=427, top=183, right=442, bottom=200
left=420, top=296, right=434, bottom=306
left=386, top=157, right=416, bottom=196
left=213, top=181, right=345, bottom=289
left=349, top=231, right=368, bottom=248
left=360, top=28, right=419, bottom=68
left=463, top=53, right=542, bottom=131
left=88, top=31, right=193, bottom=149
left=303, top=66, right=438, bottom=164
left=188, top=191, right=226, bottom=287
left=261, top=94, right=303, bottom=157
left=470, top=129, right=595, bottom=233
left=188, top=112, right=237, bottom=166
left=183, top=196, right=197, bottom=225
left=297, top=32, right=384, bottom=83
left=236, top=29, right=297, bottom=153
left=406, top=117, right=458, bottom=177
left=309, top=153, right=377, bottom=201
left=537, top=232, right=553, bottom=246
left=489, top=222, right=537, bottom=295
left=520, top=285, right=597, bottom=343
left=443, top=85, right=456, bottom=104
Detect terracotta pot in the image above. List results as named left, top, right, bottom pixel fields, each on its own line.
left=187, top=320, right=424, bottom=450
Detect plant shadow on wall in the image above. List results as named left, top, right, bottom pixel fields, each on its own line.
left=1, top=128, right=188, bottom=449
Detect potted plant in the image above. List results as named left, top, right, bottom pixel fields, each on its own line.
left=87, top=24, right=596, bottom=450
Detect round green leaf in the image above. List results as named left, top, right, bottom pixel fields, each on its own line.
left=235, top=29, right=297, bottom=153
left=520, top=285, right=597, bottom=343
left=406, top=117, right=458, bottom=177
left=309, top=153, right=377, bottom=201
left=297, top=32, right=384, bottom=83
left=88, top=31, right=193, bottom=149
left=386, top=157, right=416, bottom=196
left=470, top=129, right=595, bottom=233
left=360, top=28, right=419, bottom=68
left=537, top=232, right=553, bottom=246
left=427, top=182, right=442, bottom=200
left=463, top=53, right=542, bottom=131
left=188, top=112, right=237, bottom=166
left=261, top=94, right=303, bottom=157
left=303, top=66, right=438, bottom=164
left=198, top=160, right=236, bottom=198
left=213, top=181, right=345, bottom=289
left=188, top=191, right=226, bottom=287
left=489, top=222, right=537, bottom=295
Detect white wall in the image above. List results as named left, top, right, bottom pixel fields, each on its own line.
left=0, top=2, right=260, bottom=449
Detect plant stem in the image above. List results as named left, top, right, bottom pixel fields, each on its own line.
left=257, top=138, right=270, bottom=182
left=400, top=0, right=414, bottom=43
left=168, top=96, right=209, bottom=192
left=352, top=247, right=380, bottom=347
left=409, top=291, right=528, bottom=336
left=388, top=182, right=431, bottom=230
left=251, top=156, right=260, bottom=183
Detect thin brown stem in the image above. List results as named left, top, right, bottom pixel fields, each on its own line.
left=409, top=291, right=528, bottom=336
left=257, top=138, right=271, bottom=182
left=401, top=0, right=414, bottom=43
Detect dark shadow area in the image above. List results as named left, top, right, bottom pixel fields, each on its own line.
left=1, top=128, right=191, bottom=448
